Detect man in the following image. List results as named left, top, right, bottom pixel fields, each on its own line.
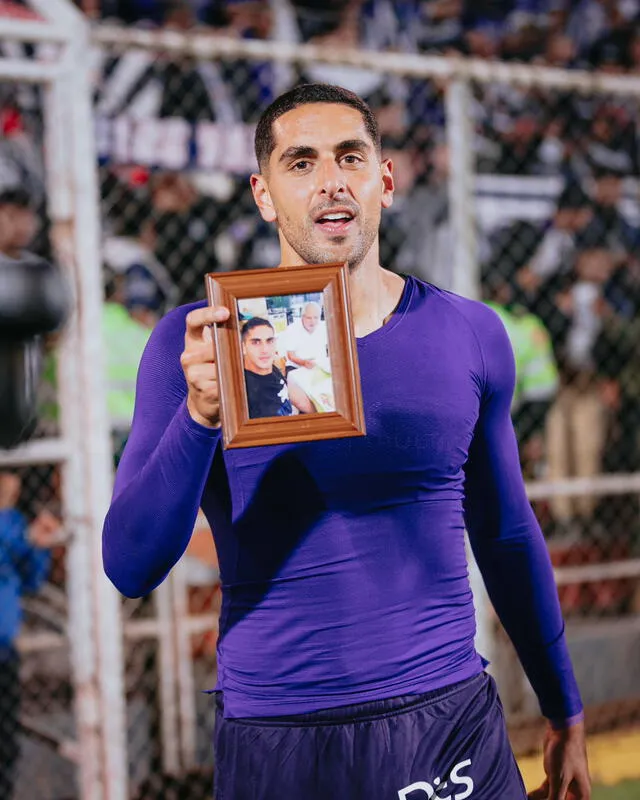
left=281, top=301, right=329, bottom=374
left=103, top=84, right=590, bottom=800
left=241, top=316, right=312, bottom=418
left=280, top=301, right=335, bottom=412
left=0, top=187, right=38, bottom=260
left=0, top=472, right=58, bottom=798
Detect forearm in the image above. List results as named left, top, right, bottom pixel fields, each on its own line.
left=102, top=400, right=220, bottom=597
left=472, top=512, right=583, bottom=725
left=465, top=303, right=582, bottom=726
left=287, top=351, right=308, bottom=367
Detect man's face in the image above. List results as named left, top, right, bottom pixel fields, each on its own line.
left=301, top=306, right=320, bottom=333
left=0, top=204, right=37, bottom=253
left=243, top=324, right=276, bottom=374
left=251, top=103, right=394, bottom=271
left=595, top=175, right=622, bottom=207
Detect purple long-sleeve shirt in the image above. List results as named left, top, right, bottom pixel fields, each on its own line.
left=103, top=276, right=583, bottom=723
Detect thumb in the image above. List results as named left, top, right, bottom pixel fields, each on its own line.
left=528, top=780, right=549, bottom=800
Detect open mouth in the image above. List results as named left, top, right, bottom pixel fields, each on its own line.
left=314, top=209, right=356, bottom=235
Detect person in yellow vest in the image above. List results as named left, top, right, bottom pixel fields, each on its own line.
left=483, top=274, right=559, bottom=480
left=40, top=275, right=153, bottom=465
left=103, top=272, right=154, bottom=463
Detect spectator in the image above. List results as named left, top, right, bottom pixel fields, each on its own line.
left=516, top=181, right=593, bottom=300
left=0, top=187, right=38, bottom=259
left=380, top=135, right=456, bottom=288
left=102, top=274, right=154, bottom=452
left=565, top=0, right=638, bottom=60
left=298, top=1, right=407, bottom=108
left=545, top=245, right=618, bottom=532
left=483, top=271, right=559, bottom=478
left=0, top=472, right=58, bottom=799
left=585, top=165, right=638, bottom=255
left=94, top=2, right=238, bottom=123
left=143, top=171, right=228, bottom=304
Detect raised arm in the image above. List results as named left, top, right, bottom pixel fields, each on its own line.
left=463, top=306, right=590, bottom=799
left=102, top=304, right=228, bottom=598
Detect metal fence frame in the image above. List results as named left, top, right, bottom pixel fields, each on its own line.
left=3, top=9, right=640, bottom=796
left=0, top=3, right=127, bottom=798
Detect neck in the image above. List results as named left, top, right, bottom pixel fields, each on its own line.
left=245, top=358, right=271, bottom=376
left=279, top=241, right=405, bottom=338
left=348, top=260, right=405, bottom=338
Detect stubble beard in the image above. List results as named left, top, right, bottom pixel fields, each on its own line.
left=281, top=216, right=377, bottom=273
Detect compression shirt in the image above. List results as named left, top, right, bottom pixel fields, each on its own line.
left=103, top=276, right=583, bottom=723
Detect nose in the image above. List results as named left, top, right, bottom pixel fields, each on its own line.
left=318, top=157, right=346, bottom=198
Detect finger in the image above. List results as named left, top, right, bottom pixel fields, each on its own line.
left=181, top=341, right=217, bottom=366
left=569, top=775, right=591, bottom=799
left=185, top=306, right=230, bottom=343
left=184, top=365, right=219, bottom=390
left=548, top=775, right=570, bottom=800
left=528, top=781, right=549, bottom=800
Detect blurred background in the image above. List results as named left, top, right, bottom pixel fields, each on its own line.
left=0, top=0, right=640, bottom=798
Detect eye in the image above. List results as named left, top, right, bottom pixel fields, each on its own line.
left=342, top=154, right=363, bottom=165
left=291, top=160, right=311, bottom=171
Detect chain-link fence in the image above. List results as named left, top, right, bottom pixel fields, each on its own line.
left=0, top=67, right=78, bottom=799
left=468, top=79, right=640, bottom=743
left=88, top=24, right=640, bottom=794
left=1, top=4, right=127, bottom=799
left=4, top=6, right=640, bottom=796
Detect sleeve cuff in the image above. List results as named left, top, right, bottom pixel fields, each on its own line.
left=549, top=711, right=584, bottom=730
left=177, top=399, right=223, bottom=442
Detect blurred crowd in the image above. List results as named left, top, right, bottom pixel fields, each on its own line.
left=82, top=0, right=640, bottom=74
left=0, top=0, right=638, bottom=556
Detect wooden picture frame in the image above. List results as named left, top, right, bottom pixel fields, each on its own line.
left=205, top=263, right=366, bottom=449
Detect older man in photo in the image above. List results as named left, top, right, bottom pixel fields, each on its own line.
left=281, top=302, right=335, bottom=412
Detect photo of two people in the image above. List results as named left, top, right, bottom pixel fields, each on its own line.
left=239, top=293, right=335, bottom=420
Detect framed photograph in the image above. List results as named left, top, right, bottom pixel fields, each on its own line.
left=205, top=262, right=366, bottom=449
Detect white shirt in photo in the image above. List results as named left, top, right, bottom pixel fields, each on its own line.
left=279, top=318, right=330, bottom=372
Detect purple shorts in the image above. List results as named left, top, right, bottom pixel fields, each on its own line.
left=213, top=672, right=527, bottom=799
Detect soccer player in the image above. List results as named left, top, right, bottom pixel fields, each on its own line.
left=102, top=84, right=591, bottom=800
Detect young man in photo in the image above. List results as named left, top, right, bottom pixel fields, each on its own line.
left=103, top=84, right=590, bottom=800
left=242, top=316, right=313, bottom=418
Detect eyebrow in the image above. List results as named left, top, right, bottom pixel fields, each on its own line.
left=278, top=139, right=370, bottom=164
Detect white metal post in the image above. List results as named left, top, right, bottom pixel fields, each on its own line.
left=43, top=64, right=104, bottom=798
left=445, top=78, right=479, bottom=300
left=155, top=582, right=181, bottom=773
left=444, top=77, right=498, bottom=671
left=171, top=563, right=198, bottom=769
left=66, top=25, right=129, bottom=800
left=30, top=1, right=129, bottom=796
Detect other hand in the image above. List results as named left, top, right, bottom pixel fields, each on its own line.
left=182, top=306, right=230, bottom=428
left=528, top=720, right=590, bottom=800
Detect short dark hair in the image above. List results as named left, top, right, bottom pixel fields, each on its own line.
left=241, top=316, right=274, bottom=340
left=0, top=187, right=32, bottom=209
left=254, top=84, right=381, bottom=171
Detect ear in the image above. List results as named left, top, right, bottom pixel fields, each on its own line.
left=250, top=173, right=277, bottom=223
left=380, top=158, right=394, bottom=210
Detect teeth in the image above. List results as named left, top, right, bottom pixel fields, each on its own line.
left=320, top=213, right=351, bottom=221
